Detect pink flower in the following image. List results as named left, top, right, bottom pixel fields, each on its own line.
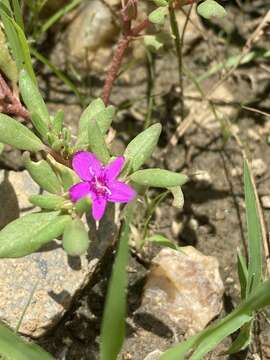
left=69, top=151, right=136, bottom=221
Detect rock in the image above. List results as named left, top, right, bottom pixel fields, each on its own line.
left=0, top=170, right=117, bottom=338
left=251, top=158, right=267, bottom=177
left=64, top=0, right=119, bottom=73
left=144, top=350, right=164, bottom=360
left=140, top=247, right=224, bottom=336
left=247, top=128, right=260, bottom=142
left=0, top=170, right=39, bottom=229
left=261, top=195, right=270, bottom=209
left=193, top=170, right=212, bottom=189
left=0, top=248, right=93, bottom=337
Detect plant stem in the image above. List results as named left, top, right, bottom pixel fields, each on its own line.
left=102, top=19, right=150, bottom=105
left=168, top=4, right=184, bottom=121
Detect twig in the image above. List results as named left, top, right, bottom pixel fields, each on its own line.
left=206, top=10, right=270, bottom=100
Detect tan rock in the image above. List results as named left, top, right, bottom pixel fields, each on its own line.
left=251, top=158, right=267, bottom=177
left=141, top=247, right=224, bottom=336
left=64, top=0, right=119, bottom=73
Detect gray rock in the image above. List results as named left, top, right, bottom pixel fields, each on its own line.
left=0, top=170, right=39, bottom=229
left=140, top=247, right=224, bottom=336
left=0, top=248, right=94, bottom=337
left=0, top=170, right=117, bottom=338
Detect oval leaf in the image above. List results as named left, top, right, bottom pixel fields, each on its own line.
left=88, top=118, right=110, bottom=163
left=19, top=69, right=50, bottom=137
left=124, top=123, right=162, bottom=172
left=197, top=0, right=227, bottom=19
left=47, top=154, right=79, bottom=191
left=130, top=169, right=188, bottom=188
left=63, top=218, right=90, bottom=256
left=0, top=113, right=44, bottom=151
left=148, top=6, right=168, bottom=24
left=0, top=212, right=71, bottom=258
left=29, top=194, right=65, bottom=210
left=76, top=98, right=105, bottom=148
left=24, top=153, right=62, bottom=194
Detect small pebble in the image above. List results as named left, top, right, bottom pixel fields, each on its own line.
left=251, top=158, right=267, bottom=177
left=193, top=170, right=212, bottom=189
left=261, top=195, right=270, bottom=209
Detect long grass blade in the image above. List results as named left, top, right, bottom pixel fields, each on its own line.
left=244, top=159, right=263, bottom=296
left=0, top=322, right=54, bottom=360
left=100, top=205, right=133, bottom=360
left=159, top=280, right=270, bottom=360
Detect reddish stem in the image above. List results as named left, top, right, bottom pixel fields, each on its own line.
left=0, top=72, right=29, bottom=120
left=102, top=18, right=150, bottom=105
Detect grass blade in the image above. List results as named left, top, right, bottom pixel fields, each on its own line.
left=11, top=0, right=24, bottom=31
left=31, top=47, right=83, bottom=103
left=159, top=280, right=270, bottom=360
left=100, top=206, right=133, bottom=360
left=40, top=0, right=83, bottom=34
left=0, top=322, right=54, bottom=360
left=244, top=159, right=263, bottom=296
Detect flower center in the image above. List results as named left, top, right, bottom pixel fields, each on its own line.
left=90, top=175, right=111, bottom=198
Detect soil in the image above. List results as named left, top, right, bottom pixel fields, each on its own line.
left=2, top=1, right=270, bottom=359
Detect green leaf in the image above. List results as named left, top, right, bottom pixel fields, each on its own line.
left=62, top=218, right=90, bottom=256
left=95, top=105, right=115, bottom=135
left=0, top=113, right=44, bottom=151
left=0, top=212, right=71, bottom=258
left=148, top=6, right=168, bottom=25
left=130, top=169, right=188, bottom=188
left=40, top=0, right=83, bottom=34
left=11, top=0, right=25, bottom=31
left=0, top=322, right=54, bottom=360
left=168, top=186, right=184, bottom=209
left=227, top=322, right=251, bottom=354
left=144, top=34, right=164, bottom=53
left=151, top=0, right=168, bottom=6
left=197, top=0, right=227, bottom=19
left=159, top=280, right=270, bottom=360
left=0, top=4, right=22, bottom=78
left=0, top=7, right=36, bottom=84
left=19, top=69, right=50, bottom=136
left=24, top=153, right=62, bottom=194
left=146, top=234, right=179, bottom=250
left=47, top=155, right=79, bottom=191
left=0, top=26, right=18, bottom=86
left=237, top=250, right=248, bottom=300
left=88, top=118, right=110, bottom=163
left=31, top=47, right=83, bottom=104
left=244, top=159, right=263, bottom=296
left=100, top=206, right=133, bottom=360
left=124, top=123, right=162, bottom=172
left=75, top=98, right=114, bottom=149
left=76, top=98, right=106, bottom=148
left=52, top=110, right=64, bottom=134
left=29, top=194, right=65, bottom=210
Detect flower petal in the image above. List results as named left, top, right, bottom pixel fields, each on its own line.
left=104, top=156, right=125, bottom=181
left=108, top=181, right=136, bottom=203
left=72, top=151, right=102, bottom=181
left=69, top=182, right=90, bottom=202
left=92, top=196, right=107, bottom=221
